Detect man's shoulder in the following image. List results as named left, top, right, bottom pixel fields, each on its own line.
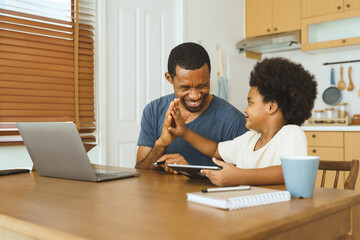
left=210, top=96, right=244, bottom=117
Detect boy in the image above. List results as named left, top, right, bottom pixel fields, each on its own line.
left=167, top=57, right=317, bottom=186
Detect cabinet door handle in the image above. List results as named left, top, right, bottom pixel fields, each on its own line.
left=342, top=39, right=346, bottom=43
left=312, top=134, right=316, bottom=138
left=274, top=27, right=277, bottom=31
left=312, top=149, right=317, bottom=153
left=267, top=28, right=271, bottom=32
left=337, top=5, right=341, bottom=10
left=346, top=4, right=350, bottom=8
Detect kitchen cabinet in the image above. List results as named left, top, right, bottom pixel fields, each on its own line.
left=305, top=131, right=345, bottom=189
left=301, top=9, right=360, bottom=51
left=305, top=131, right=360, bottom=190
left=302, top=0, right=360, bottom=18
left=344, top=132, right=360, bottom=190
left=245, top=0, right=301, bottom=38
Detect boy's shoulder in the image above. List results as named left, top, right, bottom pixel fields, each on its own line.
left=281, top=125, right=304, bottom=133
left=278, top=125, right=306, bottom=139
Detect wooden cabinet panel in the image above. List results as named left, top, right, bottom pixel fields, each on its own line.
left=308, top=147, right=344, bottom=161
left=305, top=131, right=345, bottom=189
left=344, top=132, right=360, bottom=190
left=273, top=0, right=301, bottom=34
left=344, top=132, right=360, bottom=161
left=245, top=0, right=300, bottom=37
left=305, top=130, right=360, bottom=190
left=246, top=0, right=272, bottom=37
left=301, top=9, right=360, bottom=51
left=302, top=0, right=344, bottom=18
left=305, top=131, right=344, bottom=147
left=302, top=0, right=360, bottom=18
left=345, top=0, right=360, bottom=11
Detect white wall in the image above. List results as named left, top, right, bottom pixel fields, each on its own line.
left=183, top=0, right=257, bottom=113
left=264, top=48, right=360, bottom=119
left=0, top=145, right=100, bottom=170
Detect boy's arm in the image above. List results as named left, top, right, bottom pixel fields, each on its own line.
left=168, top=104, right=221, bottom=159
left=201, top=159, right=284, bottom=186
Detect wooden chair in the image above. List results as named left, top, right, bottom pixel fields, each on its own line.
left=318, top=159, right=359, bottom=190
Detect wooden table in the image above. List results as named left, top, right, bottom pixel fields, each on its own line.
left=0, top=167, right=359, bottom=240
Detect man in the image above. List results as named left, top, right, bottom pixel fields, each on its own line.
left=136, top=42, right=247, bottom=173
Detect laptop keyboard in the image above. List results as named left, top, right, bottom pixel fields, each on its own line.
left=95, top=172, right=123, bottom=179
left=93, top=169, right=139, bottom=181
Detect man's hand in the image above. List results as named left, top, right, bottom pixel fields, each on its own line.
left=156, top=101, right=177, bottom=148
left=167, top=98, right=189, bottom=138
left=157, top=98, right=190, bottom=146
left=154, top=153, right=189, bottom=174
left=201, top=158, right=240, bottom=186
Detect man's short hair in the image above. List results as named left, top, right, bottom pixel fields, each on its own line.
left=167, top=42, right=211, bottom=79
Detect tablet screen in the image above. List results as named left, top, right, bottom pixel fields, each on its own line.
left=167, top=164, right=221, bottom=179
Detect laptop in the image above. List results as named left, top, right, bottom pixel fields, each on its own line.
left=17, top=122, right=140, bottom=182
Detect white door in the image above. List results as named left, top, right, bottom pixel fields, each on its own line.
left=103, top=0, right=180, bottom=167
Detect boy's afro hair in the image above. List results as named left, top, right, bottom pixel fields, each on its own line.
left=250, top=57, right=317, bottom=126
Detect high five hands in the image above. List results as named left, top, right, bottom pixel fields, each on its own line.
left=167, top=98, right=190, bottom=138
left=153, top=98, right=190, bottom=174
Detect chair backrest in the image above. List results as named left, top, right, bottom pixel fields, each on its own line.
left=318, top=159, right=359, bottom=190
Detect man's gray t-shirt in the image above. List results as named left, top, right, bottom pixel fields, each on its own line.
left=137, top=94, right=247, bottom=166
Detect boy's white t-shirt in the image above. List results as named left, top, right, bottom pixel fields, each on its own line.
left=218, top=125, right=307, bottom=168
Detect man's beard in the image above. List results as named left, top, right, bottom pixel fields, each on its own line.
left=180, top=94, right=208, bottom=113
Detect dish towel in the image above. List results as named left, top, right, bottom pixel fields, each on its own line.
left=218, top=77, right=229, bottom=101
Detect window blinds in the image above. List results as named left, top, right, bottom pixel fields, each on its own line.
left=0, top=0, right=96, bottom=151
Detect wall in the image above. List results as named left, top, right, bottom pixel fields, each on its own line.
left=183, top=0, right=257, bottom=113
left=264, top=47, right=360, bottom=120
left=0, top=146, right=100, bottom=170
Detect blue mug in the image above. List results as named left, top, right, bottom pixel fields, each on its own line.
left=281, top=156, right=320, bottom=198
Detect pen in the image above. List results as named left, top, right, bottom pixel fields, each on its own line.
left=153, top=160, right=166, bottom=166
left=201, top=185, right=251, bottom=193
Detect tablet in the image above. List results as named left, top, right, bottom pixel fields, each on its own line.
left=167, top=164, right=221, bottom=179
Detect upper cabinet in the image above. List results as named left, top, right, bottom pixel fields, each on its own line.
left=301, top=0, right=360, bottom=51
left=302, top=0, right=360, bottom=18
left=245, top=0, right=301, bottom=38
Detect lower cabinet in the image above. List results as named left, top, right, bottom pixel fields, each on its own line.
left=345, top=132, right=360, bottom=190
left=305, top=131, right=360, bottom=191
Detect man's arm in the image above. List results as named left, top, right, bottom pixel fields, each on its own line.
left=136, top=99, right=190, bottom=170
left=136, top=143, right=167, bottom=170
left=135, top=100, right=175, bottom=169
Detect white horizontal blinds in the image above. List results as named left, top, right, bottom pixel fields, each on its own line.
left=0, top=0, right=96, bottom=149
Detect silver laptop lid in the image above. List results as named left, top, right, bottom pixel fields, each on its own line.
left=17, top=122, right=98, bottom=182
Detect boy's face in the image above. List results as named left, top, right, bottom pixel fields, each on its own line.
left=244, top=87, right=270, bottom=130
left=165, top=64, right=210, bottom=113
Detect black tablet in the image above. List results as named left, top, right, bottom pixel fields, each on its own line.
left=167, top=164, right=221, bottom=179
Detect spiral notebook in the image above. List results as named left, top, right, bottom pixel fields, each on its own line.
left=187, top=187, right=291, bottom=210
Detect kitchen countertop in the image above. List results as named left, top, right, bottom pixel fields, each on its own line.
left=301, top=125, right=360, bottom=131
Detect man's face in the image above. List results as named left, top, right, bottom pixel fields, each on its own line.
left=168, top=64, right=210, bottom=113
